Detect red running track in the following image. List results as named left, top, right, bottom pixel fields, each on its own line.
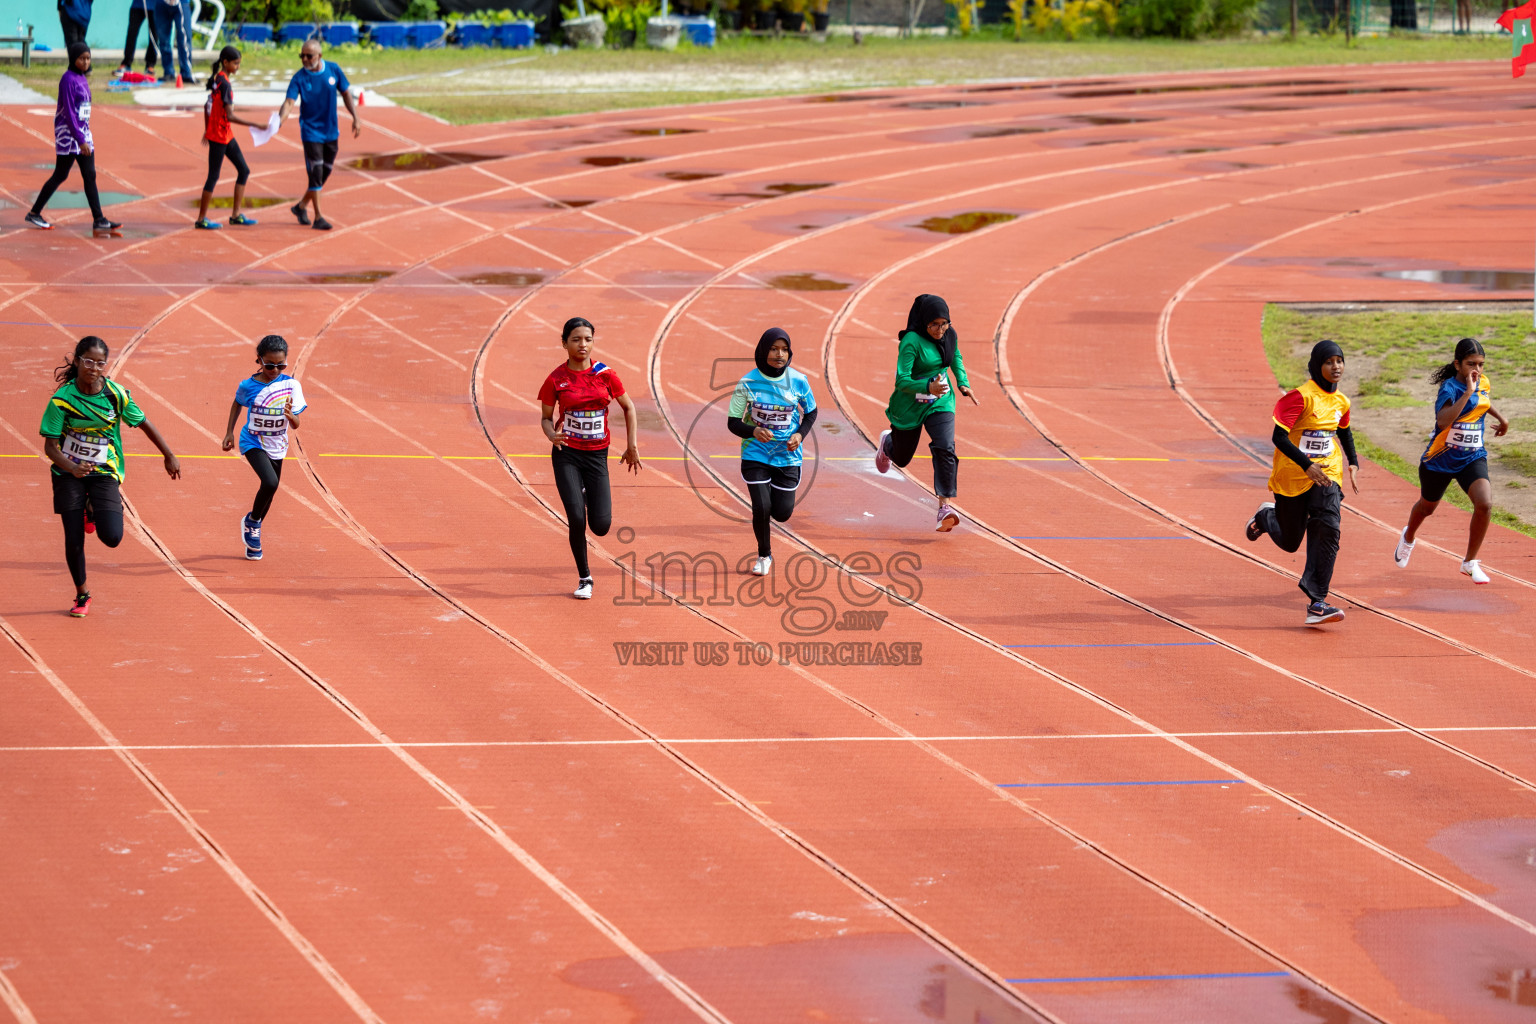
left=3, top=62, right=1536, bottom=1023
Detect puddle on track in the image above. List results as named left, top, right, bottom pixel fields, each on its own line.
left=1381, top=269, right=1536, bottom=291
left=660, top=170, right=721, bottom=181
left=581, top=155, right=649, bottom=167
left=622, top=127, right=702, bottom=135
left=714, top=182, right=835, bottom=200
left=915, top=211, right=1018, bottom=234
left=38, top=190, right=141, bottom=208
left=971, top=125, right=1060, bottom=138
left=766, top=272, right=851, bottom=291
left=191, top=196, right=284, bottom=208
left=347, top=151, right=499, bottom=171
left=546, top=199, right=597, bottom=208
left=458, top=272, right=545, bottom=287
left=306, top=270, right=395, bottom=285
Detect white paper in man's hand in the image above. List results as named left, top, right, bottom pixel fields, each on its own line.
left=249, top=111, right=280, bottom=147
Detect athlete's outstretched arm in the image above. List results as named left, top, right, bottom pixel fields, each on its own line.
left=616, top=393, right=642, bottom=472
left=221, top=399, right=242, bottom=451
left=135, top=419, right=182, bottom=479
left=1491, top=403, right=1510, bottom=436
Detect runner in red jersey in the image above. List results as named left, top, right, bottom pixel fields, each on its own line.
left=194, top=45, right=265, bottom=230
left=538, top=316, right=642, bottom=600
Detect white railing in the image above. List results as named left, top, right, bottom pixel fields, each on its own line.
left=189, top=0, right=226, bottom=48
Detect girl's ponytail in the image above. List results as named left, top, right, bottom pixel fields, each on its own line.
left=1429, top=337, right=1485, bottom=386
left=210, top=44, right=240, bottom=89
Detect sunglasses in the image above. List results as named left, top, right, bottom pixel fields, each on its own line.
left=77, top=357, right=108, bottom=369
left=259, top=360, right=288, bottom=370
left=301, top=52, right=321, bottom=61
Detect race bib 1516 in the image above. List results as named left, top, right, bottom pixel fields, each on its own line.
left=1300, top=429, right=1335, bottom=457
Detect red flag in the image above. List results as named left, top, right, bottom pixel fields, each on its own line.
left=1498, top=0, right=1536, bottom=77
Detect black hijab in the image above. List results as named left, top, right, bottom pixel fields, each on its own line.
left=902, top=294, right=957, bottom=369
left=1308, top=339, right=1344, bottom=394
left=66, top=42, right=90, bottom=71
left=755, top=327, right=791, bottom=378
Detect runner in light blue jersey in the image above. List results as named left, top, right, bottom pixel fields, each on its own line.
left=726, top=328, right=817, bottom=577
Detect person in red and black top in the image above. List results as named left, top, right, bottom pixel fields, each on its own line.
left=195, top=46, right=265, bottom=231
left=539, top=317, right=642, bottom=600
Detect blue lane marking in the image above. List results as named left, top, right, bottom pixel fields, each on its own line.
left=998, top=779, right=1243, bottom=789
left=0, top=320, right=139, bottom=330
left=1009, top=971, right=1289, bottom=984
left=1005, top=642, right=1216, bottom=649
left=1010, top=536, right=1190, bottom=540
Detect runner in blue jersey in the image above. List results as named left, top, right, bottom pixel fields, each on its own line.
left=222, top=335, right=307, bottom=560
left=726, top=328, right=817, bottom=577
left=276, top=38, right=362, bottom=231
left=1394, top=337, right=1508, bottom=584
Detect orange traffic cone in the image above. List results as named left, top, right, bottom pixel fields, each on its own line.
left=356, top=88, right=365, bottom=107
left=175, top=71, right=183, bottom=88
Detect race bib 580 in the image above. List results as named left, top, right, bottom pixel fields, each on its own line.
left=251, top=406, right=288, bottom=435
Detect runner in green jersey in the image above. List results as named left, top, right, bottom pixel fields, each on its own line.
left=39, top=337, right=181, bottom=617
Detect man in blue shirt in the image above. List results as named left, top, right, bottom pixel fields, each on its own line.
left=277, top=39, right=362, bottom=231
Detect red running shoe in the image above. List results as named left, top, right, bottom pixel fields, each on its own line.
left=84, top=500, right=96, bottom=535
left=69, top=593, right=91, bottom=618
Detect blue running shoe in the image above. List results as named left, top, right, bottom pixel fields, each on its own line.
left=242, top=514, right=263, bottom=560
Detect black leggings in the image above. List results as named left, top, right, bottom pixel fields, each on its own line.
left=883, top=411, right=958, bottom=499
left=122, top=0, right=160, bottom=69
left=204, top=139, right=250, bottom=193
left=552, top=446, right=611, bottom=578
left=33, top=152, right=104, bottom=221
left=742, top=460, right=800, bottom=558
left=245, top=449, right=284, bottom=520
left=1256, top=483, right=1342, bottom=603
left=53, top=474, right=125, bottom=589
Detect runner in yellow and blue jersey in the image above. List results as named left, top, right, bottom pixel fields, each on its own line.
left=1244, top=340, right=1360, bottom=626
left=726, top=328, right=817, bottom=577
left=1393, top=338, right=1509, bottom=584
left=39, top=337, right=181, bottom=617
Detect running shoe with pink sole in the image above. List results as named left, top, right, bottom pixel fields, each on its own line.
left=874, top=430, right=891, bottom=474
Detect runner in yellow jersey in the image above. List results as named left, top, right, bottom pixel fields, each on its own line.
left=1244, top=340, right=1360, bottom=625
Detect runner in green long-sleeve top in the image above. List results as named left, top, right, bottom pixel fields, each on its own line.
left=873, top=294, right=977, bottom=533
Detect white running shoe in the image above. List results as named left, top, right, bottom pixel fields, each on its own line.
left=1461, top=559, right=1490, bottom=585
left=751, top=555, right=772, bottom=577
left=874, top=430, right=892, bottom=474
left=574, top=577, right=593, bottom=600
left=1393, top=528, right=1415, bottom=569
left=936, top=504, right=960, bottom=532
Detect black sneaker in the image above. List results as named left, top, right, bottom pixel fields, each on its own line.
left=1305, top=601, right=1345, bottom=625
left=291, top=202, right=310, bottom=225
left=93, top=218, right=123, bottom=237
left=313, top=217, right=333, bottom=231
left=25, top=211, right=51, bottom=229
left=1245, top=501, right=1273, bottom=542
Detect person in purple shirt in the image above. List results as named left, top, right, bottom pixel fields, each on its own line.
left=26, top=43, right=120, bottom=237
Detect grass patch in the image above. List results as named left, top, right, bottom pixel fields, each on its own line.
left=8, top=32, right=1507, bottom=123
left=1261, top=303, right=1536, bottom=538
